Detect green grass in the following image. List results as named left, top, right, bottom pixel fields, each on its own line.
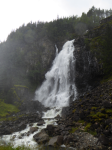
left=78, top=120, right=85, bottom=124
left=84, top=123, right=97, bottom=136
left=0, top=145, right=31, bottom=150
left=70, top=127, right=78, bottom=133
left=0, top=101, right=19, bottom=118
left=91, top=107, right=97, bottom=110
left=86, top=130, right=97, bottom=136
left=84, top=123, right=91, bottom=131
left=90, top=112, right=108, bottom=119
left=106, top=109, right=112, bottom=113
left=0, top=145, right=65, bottom=150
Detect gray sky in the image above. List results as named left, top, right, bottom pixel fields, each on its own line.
left=0, top=0, right=112, bottom=42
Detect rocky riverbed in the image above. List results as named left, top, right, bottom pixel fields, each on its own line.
left=0, top=112, right=101, bottom=150
left=0, top=80, right=112, bottom=150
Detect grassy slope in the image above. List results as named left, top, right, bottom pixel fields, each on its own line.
left=0, top=145, right=31, bottom=150
left=0, top=100, right=19, bottom=119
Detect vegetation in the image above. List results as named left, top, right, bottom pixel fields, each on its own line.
left=0, top=100, right=19, bottom=118
left=84, top=123, right=91, bottom=131
left=0, top=145, right=31, bottom=150
left=70, top=127, right=78, bottom=133
left=78, top=120, right=85, bottom=124
left=0, top=145, right=65, bottom=150
left=88, top=20, right=112, bottom=80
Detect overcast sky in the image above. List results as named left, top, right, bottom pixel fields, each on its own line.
left=0, top=0, right=112, bottom=42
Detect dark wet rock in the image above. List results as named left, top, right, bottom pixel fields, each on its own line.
left=33, top=129, right=49, bottom=144
left=0, top=112, right=42, bottom=136
left=63, top=135, right=74, bottom=145
left=61, top=107, right=69, bottom=118
left=37, top=120, right=45, bottom=126
left=105, top=119, right=112, bottom=125
left=17, top=122, right=26, bottom=131
left=45, top=124, right=55, bottom=136
left=0, top=128, right=12, bottom=135
left=48, top=136, right=63, bottom=146
left=79, top=110, right=85, bottom=119
left=97, top=135, right=109, bottom=146
left=29, top=123, right=33, bottom=127
left=103, top=130, right=111, bottom=136
left=30, top=127, right=38, bottom=133
left=109, top=136, right=112, bottom=146
left=103, top=100, right=112, bottom=108
left=91, top=122, right=100, bottom=130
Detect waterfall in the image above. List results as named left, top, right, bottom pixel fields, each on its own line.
left=1, top=40, right=77, bottom=148
left=35, top=40, right=77, bottom=108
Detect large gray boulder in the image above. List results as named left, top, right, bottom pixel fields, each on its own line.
left=33, top=129, right=49, bottom=144
left=48, top=136, right=63, bottom=146
left=17, top=121, right=27, bottom=131
left=37, top=120, right=45, bottom=126
left=30, top=127, right=38, bottom=133
left=46, top=124, right=55, bottom=136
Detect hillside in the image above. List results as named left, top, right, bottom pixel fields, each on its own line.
left=0, top=6, right=112, bottom=107
left=0, top=7, right=112, bottom=149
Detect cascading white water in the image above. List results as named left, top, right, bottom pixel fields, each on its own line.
left=35, top=40, right=77, bottom=108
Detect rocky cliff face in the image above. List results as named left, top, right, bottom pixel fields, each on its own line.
left=73, top=37, right=103, bottom=95
left=0, top=30, right=104, bottom=109
left=24, top=36, right=56, bottom=85
left=0, top=35, right=57, bottom=106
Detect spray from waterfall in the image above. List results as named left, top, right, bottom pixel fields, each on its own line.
left=35, top=40, right=77, bottom=108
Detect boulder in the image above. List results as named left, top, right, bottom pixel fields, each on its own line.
left=48, top=136, right=63, bottom=146
left=109, top=136, right=112, bottom=146
left=61, top=107, right=69, bottom=118
left=33, top=129, right=49, bottom=144
left=0, top=128, right=12, bottom=135
left=103, top=101, right=112, bottom=108
left=46, top=124, right=55, bottom=136
left=97, top=135, right=109, bottom=146
left=63, top=135, right=74, bottom=145
left=17, top=122, right=26, bottom=131
left=37, top=120, right=45, bottom=126
left=103, top=130, right=111, bottom=136
left=105, top=119, right=112, bottom=125
left=30, top=127, right=38, bottom=133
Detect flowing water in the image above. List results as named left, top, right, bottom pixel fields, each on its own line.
left=1, top=40, right=77, bottom=148
left=35, top=39, right=77, bottom=108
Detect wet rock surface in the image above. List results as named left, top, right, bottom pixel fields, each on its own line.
left=33, top=129, right=49, bottom=144
left=30, top=127, right=38, bottom=133
left=0, top=112, right=43, bottom=136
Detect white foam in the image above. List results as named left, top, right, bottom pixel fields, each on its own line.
left=1, top=116, right=57, bottom=149
left=35, top=40, right=77, bottom=108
